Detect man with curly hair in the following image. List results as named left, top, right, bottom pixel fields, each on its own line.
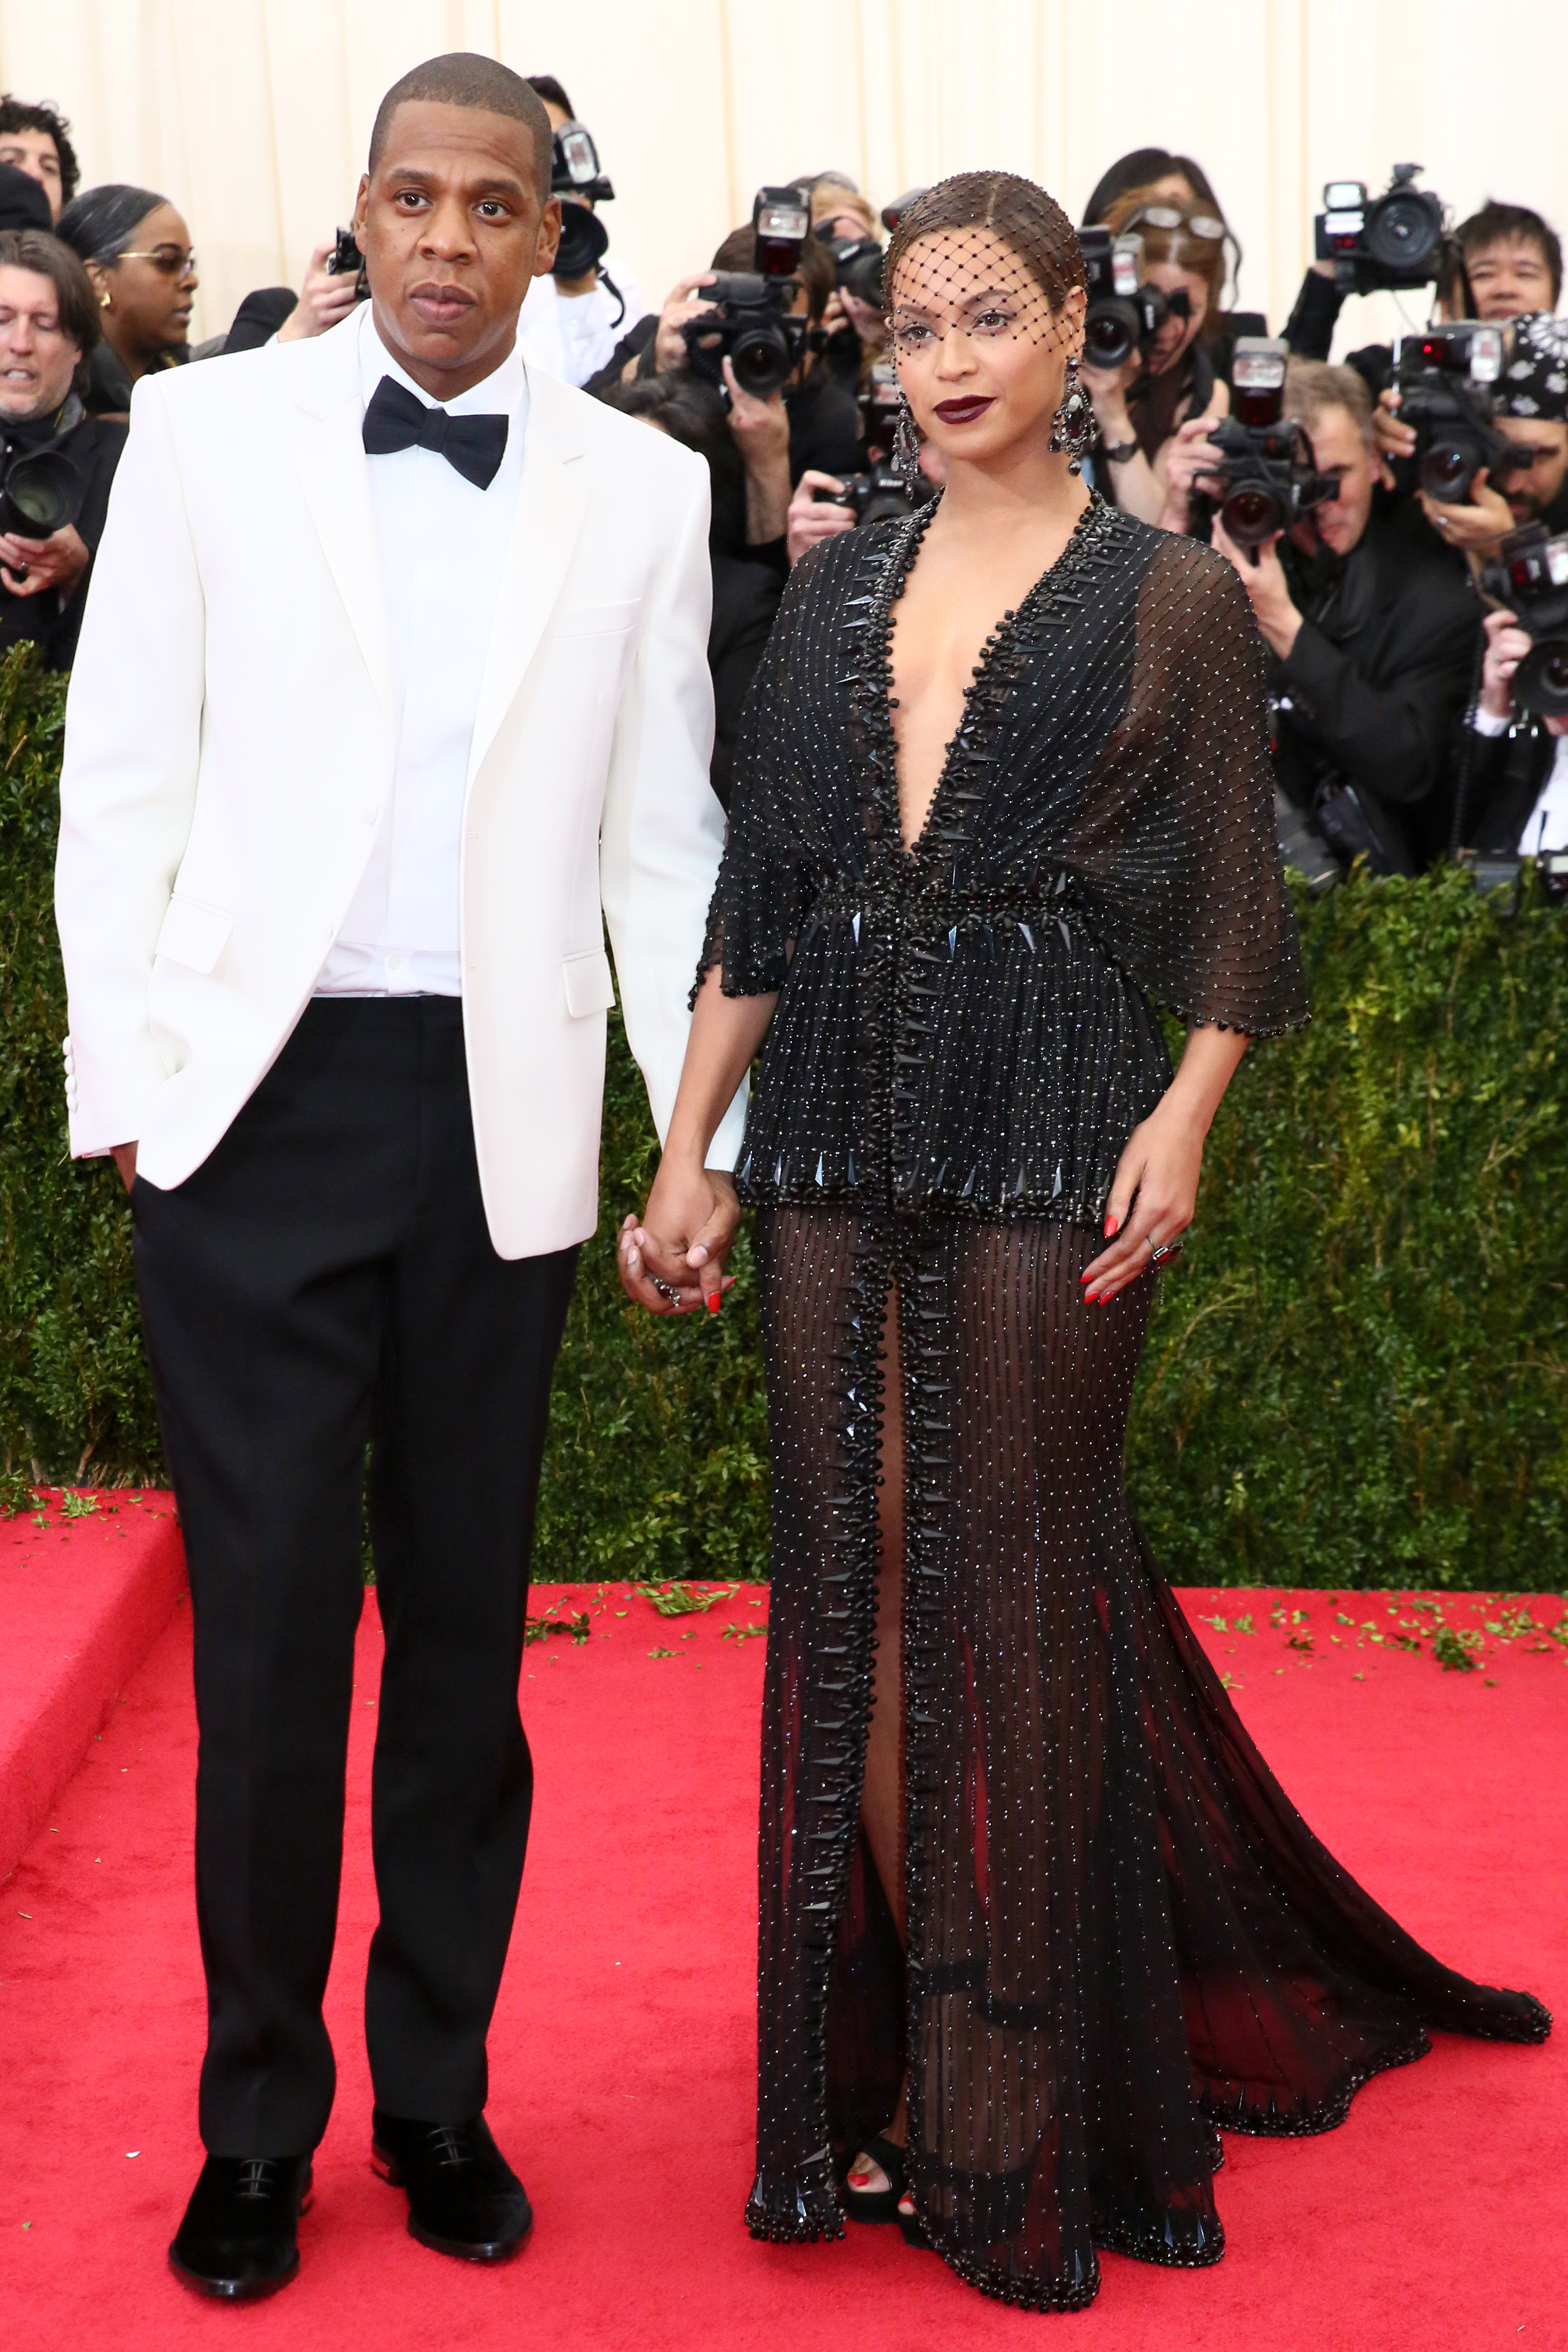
left=0, top=96, right=79, bottom=223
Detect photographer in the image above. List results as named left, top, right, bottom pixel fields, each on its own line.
left=56, top=184, right=198, bottom=414
left=597, top=370, right=781, bottom=808
left=585, top=212, right=860, bottom=483
left=1398, top=313, right=1568, bottom=563
left=1080, top=186, right=1230, bottom=524
left=517, top=75, right=640, bottom=389
left=1083, top=146, right=1265, bottom=379
left=0, top=227, right=125, bottom=668
left=1287, top=194, right=1561, bottom=398
left=0, top=95, right=78, bottom=223
left=806, top=173, right=889, bottom=386
left=1194, top=360, right=1479, bottom=872
left=1452, top=604, right=1568, bottom=856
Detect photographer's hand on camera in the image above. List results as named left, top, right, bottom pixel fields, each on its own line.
left=1212, top=519, right=1303, bottom=660
left=0, top=518, right=89, bottom=599
left=1156, top=414, right=1227, bottom=535
left=276, top=237, right=364, bottom=343
left=1478, top=605, right=1533, bottom=722
left=721, top=354, right=793, bottom=546
left=651, top=273, right=719, bottom=376
left=1417, top=466, right=1514, bottom=557
left=786, top=470, right=856, bottom=567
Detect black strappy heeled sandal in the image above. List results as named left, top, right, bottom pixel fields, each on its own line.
left=842, top=2132, right=906, bottom=2224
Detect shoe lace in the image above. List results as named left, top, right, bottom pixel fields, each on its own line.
left=235, top=2157, right=283, bottom=2202
left=427, top=2123, right=478, bottom=2172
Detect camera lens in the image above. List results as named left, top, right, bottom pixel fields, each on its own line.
left=1517, top=637, right=1568, bottom=718
left=1221, top=485, right=1284, bottom=546
left=729, top=328, right=793, bottom=399
left=1365, top=191, right=1439, bottom=272
left=1419, top=438, right=1476, bottom=503
left=1084, top=303, right=1136, bottom=371
left=1, top=450, right=83, bottom=537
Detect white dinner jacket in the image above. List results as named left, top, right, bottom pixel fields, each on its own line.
left=54, top=310, right=746, bottom=1258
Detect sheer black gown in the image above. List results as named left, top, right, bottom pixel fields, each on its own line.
left=698, top=494, right=1549, bottom=2312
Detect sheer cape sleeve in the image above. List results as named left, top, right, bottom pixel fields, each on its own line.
left=1068, top=534, right=1309, bottom=1038
left=692, top=553, right=818, bottom=1005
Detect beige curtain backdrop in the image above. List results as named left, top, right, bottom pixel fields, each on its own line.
left=1, top=0, right=1564, bottom=358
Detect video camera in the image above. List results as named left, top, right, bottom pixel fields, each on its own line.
left=1394, top=322, right=1506, bottom=504
left=682, top=186, right=811, bottom=399
left=1189, top=338, right=1339, bottom=549
left=1481, top=524, right=1568, bottom=717
left=1080, top=229, right=1185, bottom=371
left=1314, top=164, right=1447, bottom=295
left=821, top=232, right=883, bottom=309
left=0, top=430, right=86, bottom=542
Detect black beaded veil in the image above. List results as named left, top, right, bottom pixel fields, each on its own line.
left=708, top=168, right=1550, bottom=2315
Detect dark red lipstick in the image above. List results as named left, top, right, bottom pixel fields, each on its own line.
left=933, top=395, right=996, bottom=424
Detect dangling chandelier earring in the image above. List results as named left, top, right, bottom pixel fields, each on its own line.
left=893, top=385, right=921, bottom=497
left=1049, top=353, right=1095, bottom=473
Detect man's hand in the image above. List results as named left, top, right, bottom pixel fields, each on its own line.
left=787, top=471, right=856, bottom=567
left=618, top=1164, right=739, bottom=1314
left=0, top=522, right=89, bottom=599
left=276, top=239, right=363, bottom=343
left=1212, top=518, right=1303, bottom=660
left=1478, top=605, right=1530, bottom=721
left=110, top=1142, right=138, bottom=1193
left=1373, top=386, right=1417, bottom=465
left=1157, top=414, right=1225, bottom=535
left=1418, top=468, right=1514, bottom=557
left=723, top=357, right=792, bottom=543
left=653, top=273, right=717, bottom=375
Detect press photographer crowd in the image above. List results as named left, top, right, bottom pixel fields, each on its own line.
left=0, top=81, right=1565, bottom=880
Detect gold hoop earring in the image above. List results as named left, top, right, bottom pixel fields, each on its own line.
left=98, top=289, right=111, bottom=309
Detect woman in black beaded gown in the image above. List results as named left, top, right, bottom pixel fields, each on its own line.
left=617, top=173, right=1549, bottom=2314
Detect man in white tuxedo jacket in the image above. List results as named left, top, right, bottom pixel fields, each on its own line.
left=54, top=56, right=744, bottom=2299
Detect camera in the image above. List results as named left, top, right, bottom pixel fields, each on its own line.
left=1314, top=164, right=1447, bottom=294
left=681, top=187, right=811, bottom=398
left=1079, top=229, right=1180, bottom=371
left=0, top=440, right=86, bottom=539
left=813, top=461, right=911, bottom=529
left=1481, top=524, right=1568, bottom=717
left=325, top=227, right=368, bottom=300
left=549, top=120, right=615, bottom=279
left=1394, top=322, right=1506, bottom=504
left=858, top=359, right=902, bottom=454
left=880, top=189, right=929, bottom=234
left=1190, top=338, right=1339, bottom=548
left=821, top=232, right=883, bottom=308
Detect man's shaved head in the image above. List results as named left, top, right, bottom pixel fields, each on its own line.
left=368, top=52, right=551, bottom=196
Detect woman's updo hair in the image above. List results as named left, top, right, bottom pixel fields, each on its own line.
left=56, top=183, right=169, bottom=268
left=1101, top=183, right=1227, bottom=323
left=884, top=171, right=1087, bottom=316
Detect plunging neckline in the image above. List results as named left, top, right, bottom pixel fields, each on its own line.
left=884, top=490, right=1103, bottom=863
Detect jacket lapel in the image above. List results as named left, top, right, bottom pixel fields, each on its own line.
left=466, top=372, right=590, bottom=787
left=290, top=326, right=395, bottom=725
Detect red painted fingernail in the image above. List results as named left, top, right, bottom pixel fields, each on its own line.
left=1104, top=1215, right=1119, bottom=1237
left=708, top=1295, right=721, bottom=1314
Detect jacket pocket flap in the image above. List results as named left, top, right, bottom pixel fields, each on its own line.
left=561, top=948, right=616, bottom=1018
left=154, top=895, right=234, bottom=975
left=552, top=599, right=638, bottom=641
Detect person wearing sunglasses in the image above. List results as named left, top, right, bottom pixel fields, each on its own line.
left=56, top=183, right=198, bottom=416
left=1078, top=186, right=1231, bottom=526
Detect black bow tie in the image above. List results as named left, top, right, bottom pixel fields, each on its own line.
left=362, top=375, right=508, bottom=490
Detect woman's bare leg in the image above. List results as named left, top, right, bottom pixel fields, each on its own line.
left=848, top=1290, right=910, bottom=2183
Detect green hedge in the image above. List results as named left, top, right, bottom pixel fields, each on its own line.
left=4, top=645, right=1565, bottom=1587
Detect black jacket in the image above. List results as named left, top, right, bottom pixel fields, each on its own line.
left=1452, top=715, right=1558, bottom=853
left=1282, top=271, right=1395, bottom=399
left=709, top=552, right=783, bottom=809
left=0, top=409, right=127, bottom=670
left=1268, top=501, right=1481, bottom=869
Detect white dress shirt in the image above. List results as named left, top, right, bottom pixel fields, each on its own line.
left=316, top=307, right=529, bottom=996
left=518, top=258, right=644, bottom=390
left=1471, top=702, right=1568, bottom=849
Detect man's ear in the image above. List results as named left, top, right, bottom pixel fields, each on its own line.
left=534, top=196, right=563, bottom=280
left=352, top=174, right=370, bottom=241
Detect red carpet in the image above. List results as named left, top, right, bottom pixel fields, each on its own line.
left=1, top=1580, right=1564, bottom=2351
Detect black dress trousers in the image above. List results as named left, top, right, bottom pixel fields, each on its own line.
left=131, top=997, right=577, bottom=2157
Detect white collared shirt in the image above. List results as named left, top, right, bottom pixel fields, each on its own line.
left=316, top=306, right=529, bottom=996
left=1471, top=702, right=1568, bottom=850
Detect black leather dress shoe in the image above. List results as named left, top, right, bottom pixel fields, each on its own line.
left=168, top=2153, right=313, bottom=2299
left=370, top=2109, right=532, bottom=2261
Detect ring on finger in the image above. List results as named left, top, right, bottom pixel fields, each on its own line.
left=1148, top=1237, right=1183, bottom=1268
left=649, top=1272, right=684, bottom=1307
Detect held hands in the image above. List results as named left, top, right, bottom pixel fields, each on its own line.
left=618, top=1161, right=741, bottom=1316
left=1078, top=1098, right=1205, bottom=1305
left=0, top=521, right=89, bottom=599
